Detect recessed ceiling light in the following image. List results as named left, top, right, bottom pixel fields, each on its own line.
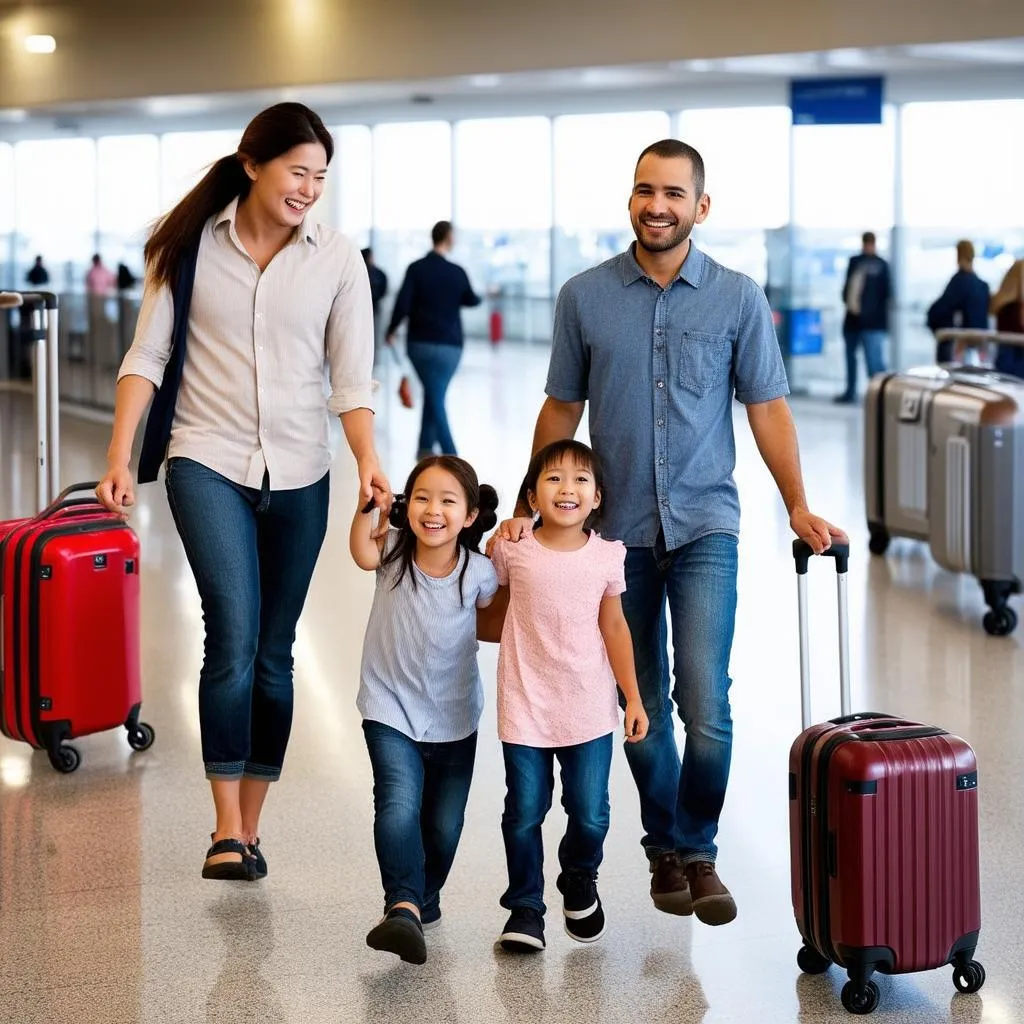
left=469, top=74, right=501, bottom=88
left=25, top=35, right=57, bottom=54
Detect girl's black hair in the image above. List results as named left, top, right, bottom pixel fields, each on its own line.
left=381, top=456, right=499, bottom=606
left=519, top=439, right=605, bottom=531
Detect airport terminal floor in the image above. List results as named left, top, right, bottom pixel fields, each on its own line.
left=0, top=342, right=1021, bottom=1024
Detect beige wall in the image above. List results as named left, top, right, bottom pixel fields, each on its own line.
left=2, top=0, right=1024, bottom=109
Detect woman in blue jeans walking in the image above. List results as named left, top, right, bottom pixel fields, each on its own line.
left=95, top=103, right=390, bottom=880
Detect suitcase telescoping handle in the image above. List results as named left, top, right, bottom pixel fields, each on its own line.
left=793, top=538, right=851, bottom=730
left=13, top=291, right=60, bottom=512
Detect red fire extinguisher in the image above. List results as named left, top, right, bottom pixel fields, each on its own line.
left=489, top=308, right=503, bottom=345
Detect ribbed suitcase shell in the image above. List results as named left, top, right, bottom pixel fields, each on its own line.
left=0, top=508, right=141, bottom=750
left=789, top=717, right=981, bottom=976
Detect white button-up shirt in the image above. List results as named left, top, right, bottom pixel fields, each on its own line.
left=118, top=198, right=375, bottom=490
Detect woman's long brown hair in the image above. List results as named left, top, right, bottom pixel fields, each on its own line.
left=144, top=102, right=333, bottom=288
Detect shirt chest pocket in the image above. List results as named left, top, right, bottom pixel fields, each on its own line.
left=678, top=330, right=733, bottom=395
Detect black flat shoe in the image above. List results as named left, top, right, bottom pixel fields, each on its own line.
left=201, top=838, right=251, bottom=881
left=366, top=908, right=426, bottom=965
left=247, top=839, right=267, bottom=880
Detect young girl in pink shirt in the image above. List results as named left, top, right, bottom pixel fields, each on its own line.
left=489, top=439, right=648, bottom=953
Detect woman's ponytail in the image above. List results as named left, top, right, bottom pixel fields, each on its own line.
left=144, top=155, right=250, bottom=288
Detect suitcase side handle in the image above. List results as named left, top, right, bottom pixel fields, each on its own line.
left=794, top=539, right=852, bottom=731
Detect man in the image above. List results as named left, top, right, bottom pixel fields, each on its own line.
left=926, top=240, right=990, bottom=363
left=386, top=221, right=481, bottom=458
left=361, top=247, right=389, bottom=366
left=836, top=232, right=891, bottom=403
left=496, top=139, right=843, bottom=927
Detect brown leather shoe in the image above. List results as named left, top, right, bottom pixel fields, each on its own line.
left=649, top=852, right=692, bottom=916
left=684, top=861, right=737, bottom=925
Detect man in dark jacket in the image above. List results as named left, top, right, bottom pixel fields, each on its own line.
left=835, top=231, right=891, bottom=403
left=361, top=248, right=389, bottom=366
left=386, top=221, right=481, bottom=457
left=927, top=240, right=990, bottom=363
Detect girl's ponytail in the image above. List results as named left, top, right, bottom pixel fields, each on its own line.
left=459, top=484, right=498, bottom=552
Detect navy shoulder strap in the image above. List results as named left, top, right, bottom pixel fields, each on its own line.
left=137, top=237, right=200, bottom=484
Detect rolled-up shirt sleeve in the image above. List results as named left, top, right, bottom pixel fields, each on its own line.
left=117, top=276, right=174, bottom=387
left=733, top=278, right=790, bottom=405
left=326, top=243, right=376, bottom=415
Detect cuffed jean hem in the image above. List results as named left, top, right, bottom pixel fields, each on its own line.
left=679, top=851, right=717, bottom=867
left=204, top=762, right=282, bottom=782
left=205, top=760, right=245, bottom=780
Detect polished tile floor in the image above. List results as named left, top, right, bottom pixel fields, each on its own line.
left=1, top=344, right=1022, bottom=1024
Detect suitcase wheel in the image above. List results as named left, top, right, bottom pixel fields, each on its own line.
left=127, top=722, right=156, bottom=752
left=841, top=980, right=880, bottom=1015
left=983, top=607, right=1017, bottom=637
left=797, top=945, right=831, bottom=975
left=49, top=744, right=81, bottom=774
left=952, top=961, right=985, bottom=995
left=867, top=527, right=890, bottom=557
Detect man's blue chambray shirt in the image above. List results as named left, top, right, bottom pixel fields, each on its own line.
left=545, top=244, right=790, bottom=550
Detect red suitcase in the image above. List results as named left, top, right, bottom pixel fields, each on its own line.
left=1, top=291, right=154, bottom=773
left=787, top=539, right=984, bottom=1015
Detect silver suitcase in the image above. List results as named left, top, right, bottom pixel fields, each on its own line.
left=865, top=367, right=950, bottom=555
left=928, top=374, right=1024, bottom=635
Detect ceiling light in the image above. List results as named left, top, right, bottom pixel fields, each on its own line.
left=469, top=74, right=501, bottom=88
left=25, top=35, right=57, bottom=54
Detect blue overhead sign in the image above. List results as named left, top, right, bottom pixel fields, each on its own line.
left=790, top=76, right=884, bottom=125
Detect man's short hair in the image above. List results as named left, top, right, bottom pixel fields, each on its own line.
left=862, top=231, right=876, bottom=247
left=431, top=221, right=453, bottom=247
left=634, top=139, right=705, bottom=197
left=956, top=239, right=975, bottom=264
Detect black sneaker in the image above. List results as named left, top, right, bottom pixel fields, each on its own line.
left=498, top=907, right=546, bottom=953
left=422, top=906, right=442, bottom=931
left=557, top=869, right=606, bottom=943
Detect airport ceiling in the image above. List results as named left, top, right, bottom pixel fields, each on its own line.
left=2, top=37, right=1023, bottom=137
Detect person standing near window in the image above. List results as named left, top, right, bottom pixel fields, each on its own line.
left=94, top=102, right=390, bottom=881
left=927, top=240, right=990, bottom=363
left=835, top=231, right=891, bottom=404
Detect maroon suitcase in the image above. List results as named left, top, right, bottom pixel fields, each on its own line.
left=787, top=539, right=984, bottom=1015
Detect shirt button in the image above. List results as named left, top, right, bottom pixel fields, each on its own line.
left=656, top=329, right=663, bottom=336
left=661, top=498, right=669, bottom=506
left=659, top=457, right=665, bottom=465
left=656, top=380, right=664, bottom=389
left=657, top=418, right=665, bottom=427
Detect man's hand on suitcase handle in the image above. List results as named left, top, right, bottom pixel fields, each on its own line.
left=790, top=507, right=847, bottom=557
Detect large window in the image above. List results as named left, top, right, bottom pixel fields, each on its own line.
left=553, top=111, right=671, bottom=286
left=372, top=121, right=452, bottom=291
left=678, top=106, right=791, bottom=288
left=0, top=143, right=13, bottom=288
left=788, top=107, right=897, bottom=393
left=14, top=139, right=98, bottom=288
left=333, top=124, right=373, bottom=247
left=160, top=130, right=240, bottom=210
left=97, top=135, right=161, bottom=274
left=454, top=117, right=553, bottom=341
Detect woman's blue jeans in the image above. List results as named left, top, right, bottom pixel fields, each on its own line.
left=362, top=720, right=477, bottom=917
left=406, top=340, right=462, bottom=456
left=165, top=457, right=329, bottom=781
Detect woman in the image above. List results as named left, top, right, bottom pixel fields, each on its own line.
left=990, top=258, right=1024, bottom=379
left=96, top=103, right=390, bottom=880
